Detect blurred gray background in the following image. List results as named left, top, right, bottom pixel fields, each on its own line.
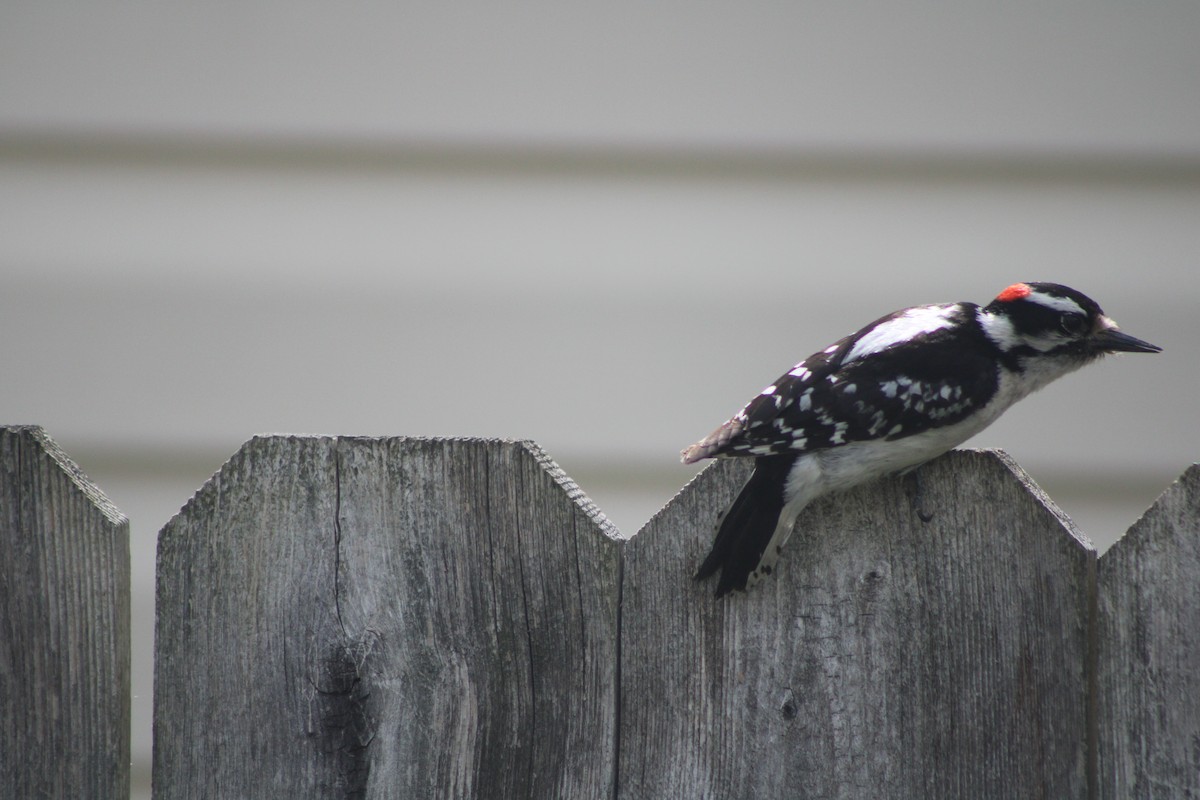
left=3, top=2, right=1198, bottom=796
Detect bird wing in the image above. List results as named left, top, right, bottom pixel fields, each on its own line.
left=681, top=310, right=999, bottom=463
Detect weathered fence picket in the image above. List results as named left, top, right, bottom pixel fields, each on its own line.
left=0, top=426, right=130, bottom=799
left=1096, top=464, right=1200, bottom=799
left=3, top=427, right=1198, bottom=798
left=153, top=436, right=621, bottom=798
left=621, top=450, right=1093, bottom=798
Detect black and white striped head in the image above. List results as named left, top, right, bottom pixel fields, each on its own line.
left=980, top=282, right=1161, bottom=364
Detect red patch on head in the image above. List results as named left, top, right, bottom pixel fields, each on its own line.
left=996, top=283, right=1032, bottom=303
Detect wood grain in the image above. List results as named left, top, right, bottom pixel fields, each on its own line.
left=153, top=436, right=621, bottom=798
left=620, top=449, right=1094, bottom=799
left=0, top=426, right=130, bottom=799
left=150, top=434, right=1200, bottom=798
left=1096, top=463, right=1200, bottom=800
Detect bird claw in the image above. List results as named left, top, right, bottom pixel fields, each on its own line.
left=905, top=469, right=936, bottom=522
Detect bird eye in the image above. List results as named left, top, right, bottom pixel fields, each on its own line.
left=1059, top=314, right=1086, bottom=335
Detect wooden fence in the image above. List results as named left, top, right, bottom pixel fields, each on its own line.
left=2, top=426, right=1197, bottom=798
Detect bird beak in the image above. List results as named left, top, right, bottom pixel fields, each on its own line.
left=1091, top=318, right=1162, bottom=354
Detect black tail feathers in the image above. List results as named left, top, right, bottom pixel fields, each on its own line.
left=694, top=455, right=793, bottom=597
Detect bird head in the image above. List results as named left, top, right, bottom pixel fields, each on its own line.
left=981, top=282, right=1162, bottom=362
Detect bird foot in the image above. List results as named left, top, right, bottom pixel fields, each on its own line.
left=905, top=469, right=936, bottom=523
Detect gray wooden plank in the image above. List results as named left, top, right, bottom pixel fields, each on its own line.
left=153, top=435, right=621, bottom=798
left=619, top=449, right=1093, bottom=799
left=154, top=435, right=343, bottom=797
left=335, top=437, right=621, bottom=798
left=0, top=425, right=130, bottom=799
left=1096, top=463, right=1200, bottom=800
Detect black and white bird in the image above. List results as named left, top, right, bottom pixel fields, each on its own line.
left=682, top=282, right=1161, bottom=597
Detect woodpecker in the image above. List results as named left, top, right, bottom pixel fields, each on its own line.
left=682, top=282, right=1161, bottom=597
